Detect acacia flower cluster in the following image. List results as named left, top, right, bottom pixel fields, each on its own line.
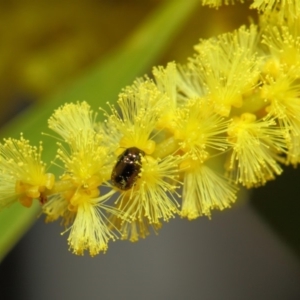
left=1, top=1, right=299, bottom=256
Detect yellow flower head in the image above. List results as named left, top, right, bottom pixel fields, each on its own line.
left=47, top=102, right=108, bottom=209
left=199, top=0, right=300, bottom=21
left=261, top=68, right=300, bottom=165
left=48, top=101, right=97, bottom=144
left=56, top=130, right=111, bottom=187
left=67, top=195, right=119, bottom=256
left=48, top=101, right=113, bottom=201
left=174, top=99, right=229, bottom=162
left=227, top=113, right=286, bottom=187
left=181, top=162, right=238, bottom=219
left=0, top=135, right=54, bottom=209
left=42, top=180, right=120, bottom=256
left=260, top=16, right=300, bottom=165
left=262, top=18, right=300, bottom=72
left=107, top=79, right=169, bottom=155
left=44, top=101, right=121, bottom=256
left=190, top=25, right=261, bottom=116
left=252, top=0, right=300, bottom=23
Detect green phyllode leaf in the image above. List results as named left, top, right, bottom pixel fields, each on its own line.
left=0, top=0, right=200, bottom=262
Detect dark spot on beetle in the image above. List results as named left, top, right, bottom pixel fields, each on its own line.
left=111, top=147, right=145, bottom=190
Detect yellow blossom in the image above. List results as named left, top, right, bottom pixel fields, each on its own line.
left=43, top=102, right=120, bottom=255
left=262, top=18, right=300, bottom=72
left=48, top=101, right=97, bottom=144
left=107, top=79, right=169, bottom=155
left=56, top=130, right=112, bottom=186
left=227, top=113, right=286, bottom=187
left=0, top=135, right=54, bottom=209
left=199, top=0, right=300, bottom=21
left=261, top=67, right=300, bottom=165
left=252, top=0, right=300, bottom=22
left=260, top=17, right=300, bottom=165
left=42, top=178, right=120, bottom=256
left=48, top=101, right=113, bottom=199
left=181, top=162, right=238, bottom=219
left=190, top=25, right=261, bottom=116
left=174, top=99, right=229, bottom=162
left=67, top=195, right=119, bottom=256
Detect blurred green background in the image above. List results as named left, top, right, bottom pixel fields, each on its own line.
left=0, top=0, right=252, bottom=127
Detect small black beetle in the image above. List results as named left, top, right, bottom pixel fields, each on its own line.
left=111, top=147, right=145, bottom=190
